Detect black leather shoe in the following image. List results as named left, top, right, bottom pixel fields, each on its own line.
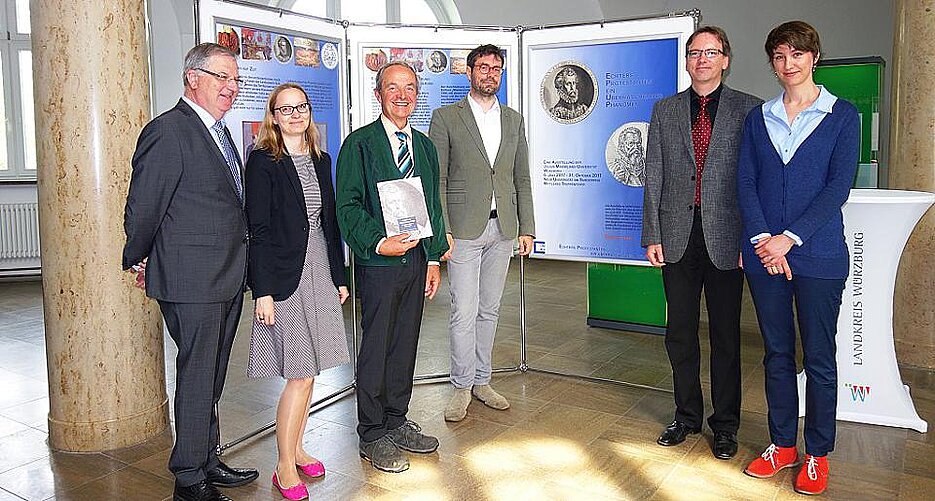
left=174, top=480, right=232, bottom=501
left=712, top=430, right=739, bottom=460
left=205, top=460, right=259, bottom=488
left=656, top=421, right=700, bottom=446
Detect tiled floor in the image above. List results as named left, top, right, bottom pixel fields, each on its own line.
left=0, top=259, right=932, bottom=500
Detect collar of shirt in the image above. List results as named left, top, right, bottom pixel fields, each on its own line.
left=762, top=85, right=838, bottom=164
left=380, top=114, right=413, bottom=145
left=689, top=84, right=722, bottom=124
left=381, top=114, right=415, bottom=172
left=182, top=96, right=223, bottom=130
left=467, top=93, right=500, bottom=117
left=764, top=85, right=836, bottom=126
left=182, top=96, right=227, bottom=155
left=689, top=83, right=722, bottom=104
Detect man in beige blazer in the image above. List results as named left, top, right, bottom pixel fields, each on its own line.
left=429, top=44, right=535, bottom=422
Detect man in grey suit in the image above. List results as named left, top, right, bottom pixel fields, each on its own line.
left=641, top=26, right=762, bottom=460
left=123, top=43, right=258, bottom=501
left=429, top=44, right=535, bottom=422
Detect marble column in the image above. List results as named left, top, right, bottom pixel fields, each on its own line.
left=889, top=0, right=935, bottom=369
left=31, top=1, right=170, bottom=450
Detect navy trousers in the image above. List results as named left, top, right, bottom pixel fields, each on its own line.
left=746, top=273, right=844, bottom=456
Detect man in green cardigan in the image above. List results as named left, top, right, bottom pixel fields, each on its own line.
left=336, top=61, right=448, bottom=473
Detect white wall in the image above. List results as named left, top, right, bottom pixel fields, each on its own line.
left=148, top=0, right=196, bottom=115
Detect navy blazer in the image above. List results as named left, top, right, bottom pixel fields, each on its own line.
left=245, top=148, right=346, bottom=301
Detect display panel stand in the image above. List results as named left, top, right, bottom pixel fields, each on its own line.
left=796, top=189, right=933, bottom=432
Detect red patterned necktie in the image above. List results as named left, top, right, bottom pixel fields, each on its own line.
left=692, top=95, right=712, bottom=206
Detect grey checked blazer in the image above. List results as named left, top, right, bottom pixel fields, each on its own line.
left=429, top=97, right=535, bottom=240
left=641, top=86, right=762, bottom=270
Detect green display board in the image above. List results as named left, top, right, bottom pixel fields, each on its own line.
left=587, top=263, right=666, bottom=333
left=814, top=56, right=885, bottom=187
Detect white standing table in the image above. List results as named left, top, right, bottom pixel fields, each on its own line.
left=796, top=189, right=933, bottom=432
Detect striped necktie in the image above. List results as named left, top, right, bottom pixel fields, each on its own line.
left=395, top=130, right=413, bottom=178
left=211, top=120, right=243, bottom=200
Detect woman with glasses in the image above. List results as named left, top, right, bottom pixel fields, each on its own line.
left=245, top=83, right=349, bottom=500
left=737, top=21, right=858, bottom=496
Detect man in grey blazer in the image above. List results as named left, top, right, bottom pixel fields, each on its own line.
left=429, top=44, right=535, bottom=422
left=123, top=43, right=258, bottom=501
left=641, top=26, right=762, bottom=460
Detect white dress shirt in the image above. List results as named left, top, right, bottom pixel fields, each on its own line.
left=182, top=96, right=227, bottom=157
left=466, top=94, right=501, bottom=211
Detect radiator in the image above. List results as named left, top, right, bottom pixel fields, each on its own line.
left=0, top=202, right=41, bottom=259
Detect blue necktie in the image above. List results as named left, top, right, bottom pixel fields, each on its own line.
left=212, top=120, right=243, bottom=200
left=395, top=131, right=413, bottom=178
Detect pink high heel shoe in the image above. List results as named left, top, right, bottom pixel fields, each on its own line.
left=296, top=460, right=325, bottom=478
left=272, top=470, right=309, bottom=500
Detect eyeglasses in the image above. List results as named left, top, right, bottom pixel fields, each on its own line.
left=196, top=67, right=245, bottom=86
left=274, top=102, right=311, bottom=115
left=687, top=49, right=725, bottom=60
left=474, top=63, right=503, bottom=75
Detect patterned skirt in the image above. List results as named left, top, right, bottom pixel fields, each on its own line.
left=247, top=228, right=349, bottom=379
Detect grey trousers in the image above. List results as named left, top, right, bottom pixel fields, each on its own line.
left=447, top=217, right=513, bottom=389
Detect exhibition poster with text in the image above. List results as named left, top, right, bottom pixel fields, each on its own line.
left=358, top=47, right=509, bottom=132
left=528, top=38, right=678, bottom=263
left=215, top=23, right=344, bottom=162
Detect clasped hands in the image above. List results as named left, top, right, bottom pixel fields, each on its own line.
left=754, top=234, right=794, bottom=280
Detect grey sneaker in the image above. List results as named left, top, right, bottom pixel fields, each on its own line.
left=472, top=384, right=510, bottom=410
left=386, top=420, right=439, bottom=453
left=359, top=435, right=409, bottom=473
left=444, top=388, right=472, bottom=422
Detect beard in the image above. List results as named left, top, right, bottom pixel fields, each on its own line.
left=557, top=87, right=579, bottom=105
left=472, top=77, right=500, bottom=97
left=623, top=148, right=644, bottom=165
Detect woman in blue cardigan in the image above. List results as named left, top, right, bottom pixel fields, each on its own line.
left=737, top=21, right=859, bottom=495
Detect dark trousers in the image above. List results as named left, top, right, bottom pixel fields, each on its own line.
left=661, top=210, right=743, bottom=433
left=355, top=249, right=427, bottom=442
left=746, top=273, right=844, bottom=457
left=159, top=292, right=243, bottom=487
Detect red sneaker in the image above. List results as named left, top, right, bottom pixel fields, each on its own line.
left=744, top=444, right=799, bottom=478
left=794, top=455, right=829, bottom=495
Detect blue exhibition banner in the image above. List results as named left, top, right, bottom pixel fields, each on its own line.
left=216, top=23, right=344, bottom=162
left=359, top=47, right=509, bottom=132
left=527, top=37, right=678, bottom=262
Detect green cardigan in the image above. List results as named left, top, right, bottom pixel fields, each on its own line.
left=335, top=118, right=448, bottom=266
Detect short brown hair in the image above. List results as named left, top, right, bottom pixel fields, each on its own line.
left=765, top=21, right=821, bottom=61
left=466, top=44, right=504, bottom=68
left=686, top=26, right=731, bottom=58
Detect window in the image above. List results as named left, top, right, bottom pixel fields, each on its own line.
left=1, top=0, right=35, bottom=181
left=286, top=0, right=327, bottom=18
left=341, top=0, right=387, bottom=23
left=400, top=0, right=437, bottom=24
left=274, top=0, right=460, bottom=24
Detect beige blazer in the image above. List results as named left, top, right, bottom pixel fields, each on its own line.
left=428, top=97, right=535, bottom=240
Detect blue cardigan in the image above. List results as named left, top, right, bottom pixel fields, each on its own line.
left=736, top=99, right=859, bottom=279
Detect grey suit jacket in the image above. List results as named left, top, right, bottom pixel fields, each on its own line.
left=429, top=97, right=535, bottom=240
left=123, top=99, right=248, bottom=303
left=641, top=86, right=762, bottom=270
